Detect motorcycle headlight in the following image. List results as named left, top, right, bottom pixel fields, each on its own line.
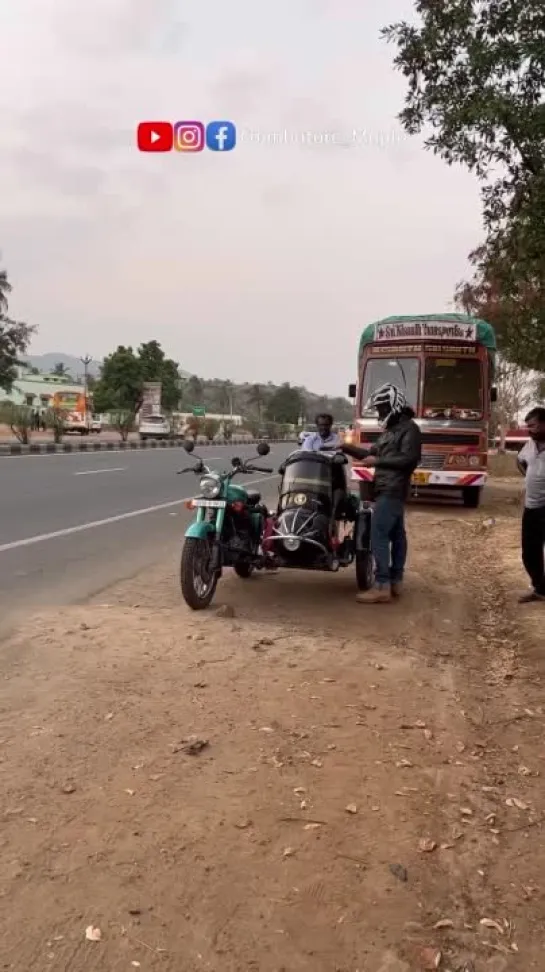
left=199, top=475, right=221, bottom=498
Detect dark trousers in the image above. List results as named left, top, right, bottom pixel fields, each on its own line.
left=522, top=506, right=545, bottom=595
left=371, top=495, right=407, bottom=586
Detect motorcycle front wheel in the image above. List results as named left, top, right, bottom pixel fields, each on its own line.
left=180, top=537, right=218, bottom=609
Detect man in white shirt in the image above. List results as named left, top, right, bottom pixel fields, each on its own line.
left=517, top=406, right=545, bottom=602
left=301, top=413, right=341, bottom=451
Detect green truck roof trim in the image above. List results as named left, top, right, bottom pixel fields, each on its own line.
left=359, top=314, right=496, bottom=355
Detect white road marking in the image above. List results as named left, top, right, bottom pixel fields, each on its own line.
left=0, top=446, right=269, bottom=462
left=74, top=467, right=126, bottom=476
left=0, top=475, right=275, bottom=553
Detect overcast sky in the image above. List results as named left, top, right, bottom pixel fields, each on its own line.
left=0, top=0, right=483, bottom=397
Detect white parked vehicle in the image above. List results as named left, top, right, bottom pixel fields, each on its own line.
left=139, top=414, right=170, bottom=440
left=90, top=415, right=102, bottom=434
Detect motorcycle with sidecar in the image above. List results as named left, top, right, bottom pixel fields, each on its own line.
left=178, top=441, right=374, bottom=610
left=265, top=448, right=373, bottom=589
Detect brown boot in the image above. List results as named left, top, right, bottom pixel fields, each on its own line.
left=518, top=589, right=545, bottom=603
left=391, top=581, right=403, bottom=598
left=356, top=584, right=391, bottom=604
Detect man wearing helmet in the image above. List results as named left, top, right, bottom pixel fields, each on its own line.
left=342, top=383, right=421, bottom=603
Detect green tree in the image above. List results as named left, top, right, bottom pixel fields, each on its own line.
left=0, top=261, right=34, bottom=392
left=247, top=383, right=266, bottom=422
left=454, top=241, right=544, bottom=370
left=186, top=374, right=204, bottom=409
left=265, top=383, right=302, bottom=424
left=93, top=346, right=142, bottom=412
left=217, top=380, right=234, bottom=415
left=383, top=0, right=545, bottom=367
left=52, top=362, right=71, bottom=378
left=137, top=340, right=180, bottom=412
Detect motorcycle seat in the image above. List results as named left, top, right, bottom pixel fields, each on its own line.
left=246, top=491, right=261, bottom=505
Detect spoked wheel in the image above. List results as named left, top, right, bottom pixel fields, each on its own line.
left=180, top=537, right=218, bottom=609
left=355, top=549, right=373, bottom=591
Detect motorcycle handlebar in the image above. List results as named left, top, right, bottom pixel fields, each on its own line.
left=249, top=465, right=273, bottom=474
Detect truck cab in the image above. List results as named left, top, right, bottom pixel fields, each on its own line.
left=349, top=314, right=497, bottom=508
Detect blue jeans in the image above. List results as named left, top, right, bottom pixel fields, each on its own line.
left=371, top=495, right=407, bottom=586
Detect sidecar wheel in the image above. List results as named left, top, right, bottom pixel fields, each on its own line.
left=180, top=538, right=218, bottom=609
left=355, top=550, right=373, bottom=591
left=234, top=562, right=254, bottom=578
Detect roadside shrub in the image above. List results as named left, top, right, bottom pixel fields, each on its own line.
left=43, top=407, right=65, bottom=444
left=111, top=409, right=134, bottom=441
left=0, top=402, right=32, bottom=444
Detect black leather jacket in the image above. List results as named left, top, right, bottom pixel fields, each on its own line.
left=343, top=410, right=422, bottom=499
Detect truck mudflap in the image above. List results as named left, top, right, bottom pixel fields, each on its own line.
left=350, top=466, right=487, bottom=488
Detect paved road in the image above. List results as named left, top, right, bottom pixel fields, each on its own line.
left=0, top=443, right=291, bottom=631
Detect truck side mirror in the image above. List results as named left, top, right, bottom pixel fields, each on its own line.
left=491, top=386, right=497, bottom=403
left=348, top=383, right=356, bottom=399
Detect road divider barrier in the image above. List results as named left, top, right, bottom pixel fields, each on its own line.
left=0, top=438, right=294, bottom=457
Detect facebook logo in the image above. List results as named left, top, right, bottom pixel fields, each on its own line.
left=206, top=121, right=236, bottom=151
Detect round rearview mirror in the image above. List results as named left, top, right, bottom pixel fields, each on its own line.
left=183, top=438, right=195, bottom=453
left=231, top=456, right=242, bottom=467
left=257, top=441, right=270, bottom=456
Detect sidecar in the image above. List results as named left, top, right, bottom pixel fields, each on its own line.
left=266, top=450, right=373, bottom=587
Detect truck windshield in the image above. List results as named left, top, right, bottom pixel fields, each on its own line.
left=360, top=357, right=418, bottom=415
left=423, top=357, right=483, bottom=418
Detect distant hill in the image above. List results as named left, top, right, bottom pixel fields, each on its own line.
left=23, top=353, right=101, bottom=379
left=24, top=353, right=191, bottom=382
left=22, top=353, right=352, bottom=422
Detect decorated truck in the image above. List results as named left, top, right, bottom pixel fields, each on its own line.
left=346, top=314, right=497, bottom=508
left=51, top=390, right=94, bottom=434
left=136, top=381, right=171, bottom=440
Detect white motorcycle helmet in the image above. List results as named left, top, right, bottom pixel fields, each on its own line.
left=368, top=383, right=406, bottom=429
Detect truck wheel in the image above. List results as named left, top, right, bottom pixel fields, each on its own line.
left=180, top=538, right=218, bottom=609
left=462, top=486, right=481, bottom=508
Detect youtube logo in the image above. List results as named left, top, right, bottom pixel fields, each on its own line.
left=137, top=121, right=173, bottom=152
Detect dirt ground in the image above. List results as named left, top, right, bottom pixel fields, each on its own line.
left=1, top=480, right=544, bottom=971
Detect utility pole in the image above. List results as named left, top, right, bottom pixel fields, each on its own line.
left=80, top=355, right=92, bottom=419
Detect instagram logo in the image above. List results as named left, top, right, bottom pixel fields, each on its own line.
left=173, top=121, right=204, bottom=151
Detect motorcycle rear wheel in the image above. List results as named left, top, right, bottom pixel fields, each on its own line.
left=180, top=537, right=218, bottom=609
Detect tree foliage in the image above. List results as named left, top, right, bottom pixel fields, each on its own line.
left=0, top=261, right=34, bottom=392
left=92, top=342, right=181, bottom=413
left=383, top=0, right=545, bottom=367
left=265, top=383, right=303, bottom=424
left=52, top=362, right=71, bottom=378
left=137, top=340, right=180, bottom=411
left=454, top=241, right=544, bottom=369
